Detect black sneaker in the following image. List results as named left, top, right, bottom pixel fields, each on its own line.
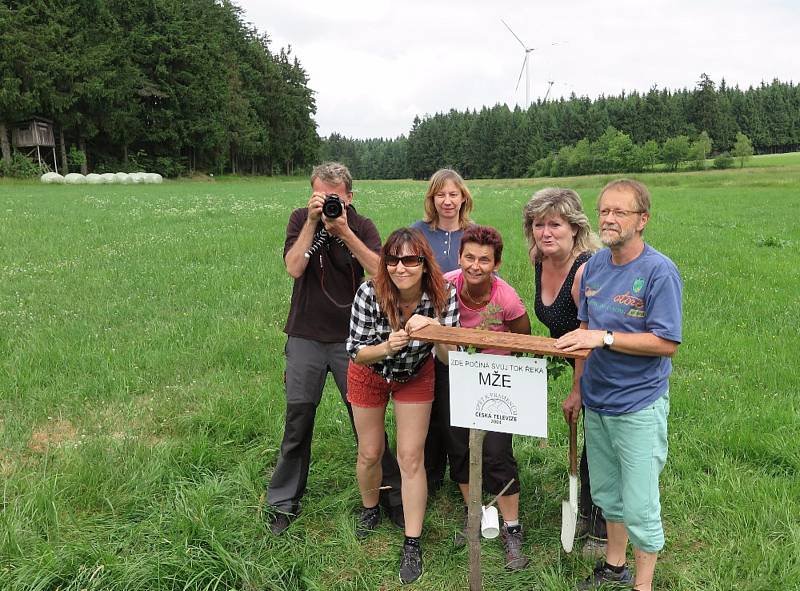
left=501, top=525, right=529, bottom=570
left=356, top=506, right=381, bottom=539
left=399, top=543, right=423, bottom=584
left=268, top=512, right=293, bottom=536
left=577, top=560, right=632, bottom=590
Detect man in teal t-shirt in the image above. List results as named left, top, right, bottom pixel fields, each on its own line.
left=556, top=179, right=683, bottom=591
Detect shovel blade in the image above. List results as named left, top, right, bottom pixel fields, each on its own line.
left=561, top=499, right=577, bottom=552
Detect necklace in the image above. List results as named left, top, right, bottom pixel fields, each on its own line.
left=463, top=278, right=492, bottom=307
left=399, top=297, right=419, bottom=320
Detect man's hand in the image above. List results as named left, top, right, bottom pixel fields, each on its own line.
left=307, top=192, right=326, bottom=223
left=322, top=204, right=351, bottom=238
left=562, top=388, right=582, bottom=424
left=555, top=328, right=604, bottom=352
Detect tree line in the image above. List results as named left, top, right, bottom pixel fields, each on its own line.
left=0, top=0, right=318, bottom=177
left=529, top=128, right=754, bottom=178
left=3, top=8, right=796, bottom=184
left=323, top=75, right=800, bottom=180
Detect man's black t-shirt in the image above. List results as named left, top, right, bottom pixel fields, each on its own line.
left=283, top=205, right=381, bottom=343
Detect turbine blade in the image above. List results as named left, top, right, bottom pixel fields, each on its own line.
left=501, top=19, right=528, bottom=50
left=515, top=55, right=527, bottom=91
left=544, top=81, right=554, bottom=102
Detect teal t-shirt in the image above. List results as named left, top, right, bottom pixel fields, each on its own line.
left=578, top=244, right=682, bottom=415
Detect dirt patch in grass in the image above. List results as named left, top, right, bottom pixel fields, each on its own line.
left=86, top=395, right=170, bottom=446
left=27, top=419, right=78, bottom=453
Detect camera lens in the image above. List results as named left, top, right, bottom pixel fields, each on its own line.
left=322, top=194, right=343, bottom=218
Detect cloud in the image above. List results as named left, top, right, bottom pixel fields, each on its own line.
left=237, top=0, right=800, bottom=138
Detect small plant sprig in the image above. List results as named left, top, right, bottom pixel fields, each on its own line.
left=546, top=355, right=571, bottom=382
left=476, top=303, right=504, bottom=331
left=463, top=303, right=506, bottom=354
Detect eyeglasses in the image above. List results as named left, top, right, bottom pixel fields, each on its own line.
left=597, top=208, right=643, bottom=219
left=385, top=255, right=425, bottom=268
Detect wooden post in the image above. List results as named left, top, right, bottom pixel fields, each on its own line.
left=409, top=325, right=589, bottom=591
left=0, top=121, right=11, bottom=166
left=468, top=428, right=486, bottom=591
left=59, top=128, right=68, bottom=174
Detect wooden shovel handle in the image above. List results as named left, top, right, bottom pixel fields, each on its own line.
left=569, top=418, right=578, bottom=477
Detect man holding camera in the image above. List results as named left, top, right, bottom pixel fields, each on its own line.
left=266, top=161, right=403, bottom=535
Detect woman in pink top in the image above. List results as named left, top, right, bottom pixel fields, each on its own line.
left=442, top=225, right=532, bottom=571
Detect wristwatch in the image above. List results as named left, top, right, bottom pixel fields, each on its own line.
left=602, top=330, right=614, bottom=350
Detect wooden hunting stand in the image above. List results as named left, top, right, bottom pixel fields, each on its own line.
left=12, top=117, right=58, bottom=173
left=411, top=324, right=589, bottom=591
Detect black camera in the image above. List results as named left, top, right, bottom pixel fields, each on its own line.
left=322, top=193, right=344, bottom=218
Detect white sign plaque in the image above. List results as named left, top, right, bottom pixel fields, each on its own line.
left=448, top=351, right=548, bottom=437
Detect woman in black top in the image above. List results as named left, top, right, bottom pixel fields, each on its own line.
left=523, top=187, right=608, bottom=555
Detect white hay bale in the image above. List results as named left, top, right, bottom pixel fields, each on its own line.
left=144, top=172, right=163, bottom=184
left=100, top=173, right=115, bottom=183
left=40, top=172, right=65, bottom=184
left=86, top=173, right=103, bottom=184
left=114, top=172, right=131, bottom=184
left=130, top=171, right=147, bottom=184
left=64, top=173, right=87, bottom=184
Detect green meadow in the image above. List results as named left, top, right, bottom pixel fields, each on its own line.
left=1, top=157, right=798, bottom=590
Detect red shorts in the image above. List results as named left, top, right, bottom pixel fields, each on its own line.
left=347, top=356, right=435, bottom=408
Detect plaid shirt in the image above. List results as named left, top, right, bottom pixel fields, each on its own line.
left=347, top=280, right=460, bottom=381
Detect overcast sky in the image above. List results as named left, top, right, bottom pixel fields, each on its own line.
left=237, top=1, right=799, bottom=139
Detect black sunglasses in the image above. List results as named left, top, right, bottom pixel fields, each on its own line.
left=385, top=255, right=425, bottom=268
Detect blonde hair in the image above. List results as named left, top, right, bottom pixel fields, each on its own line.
left=523, top=187, right=601, bottom=261
left=422, top=169, right=474, bottom=230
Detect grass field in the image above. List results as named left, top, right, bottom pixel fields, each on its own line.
left=1, top=157, right=799, bottom=590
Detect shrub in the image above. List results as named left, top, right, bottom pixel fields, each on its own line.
left=528, top=155, right=552, bottom=178
left=0, top=152, right=43, bottom=178
left=713, top=152, right=734, bottom=169
left=67, top=147, right=87, bottom=169
left=129, top=151, right=186, bottom=177
left=154, top=156, right=186, bottom=178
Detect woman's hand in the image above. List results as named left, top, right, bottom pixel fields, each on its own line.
left=386, top=329, right=410, bottom=355
left=404, top=314, right=440, bottom=335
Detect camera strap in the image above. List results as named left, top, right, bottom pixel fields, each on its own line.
left=304, top=227, right=351, bottom=259
left=318, top=252, right=357, bottom=309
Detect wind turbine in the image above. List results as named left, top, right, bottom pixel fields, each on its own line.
left=543, top=80, right=555, bottom=102
left=501, top=19, right=561, bottom=108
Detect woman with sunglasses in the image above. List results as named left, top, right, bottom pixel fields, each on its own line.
left=346, top=227, right=459, bottom=584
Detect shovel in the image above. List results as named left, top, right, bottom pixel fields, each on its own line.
left=560, top=418, right=579, bottom=552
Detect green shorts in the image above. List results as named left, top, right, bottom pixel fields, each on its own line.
left=585, top=392, right=669, bottom=553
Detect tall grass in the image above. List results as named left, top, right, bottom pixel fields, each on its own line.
left=1, top=162, right=798, bottom=589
